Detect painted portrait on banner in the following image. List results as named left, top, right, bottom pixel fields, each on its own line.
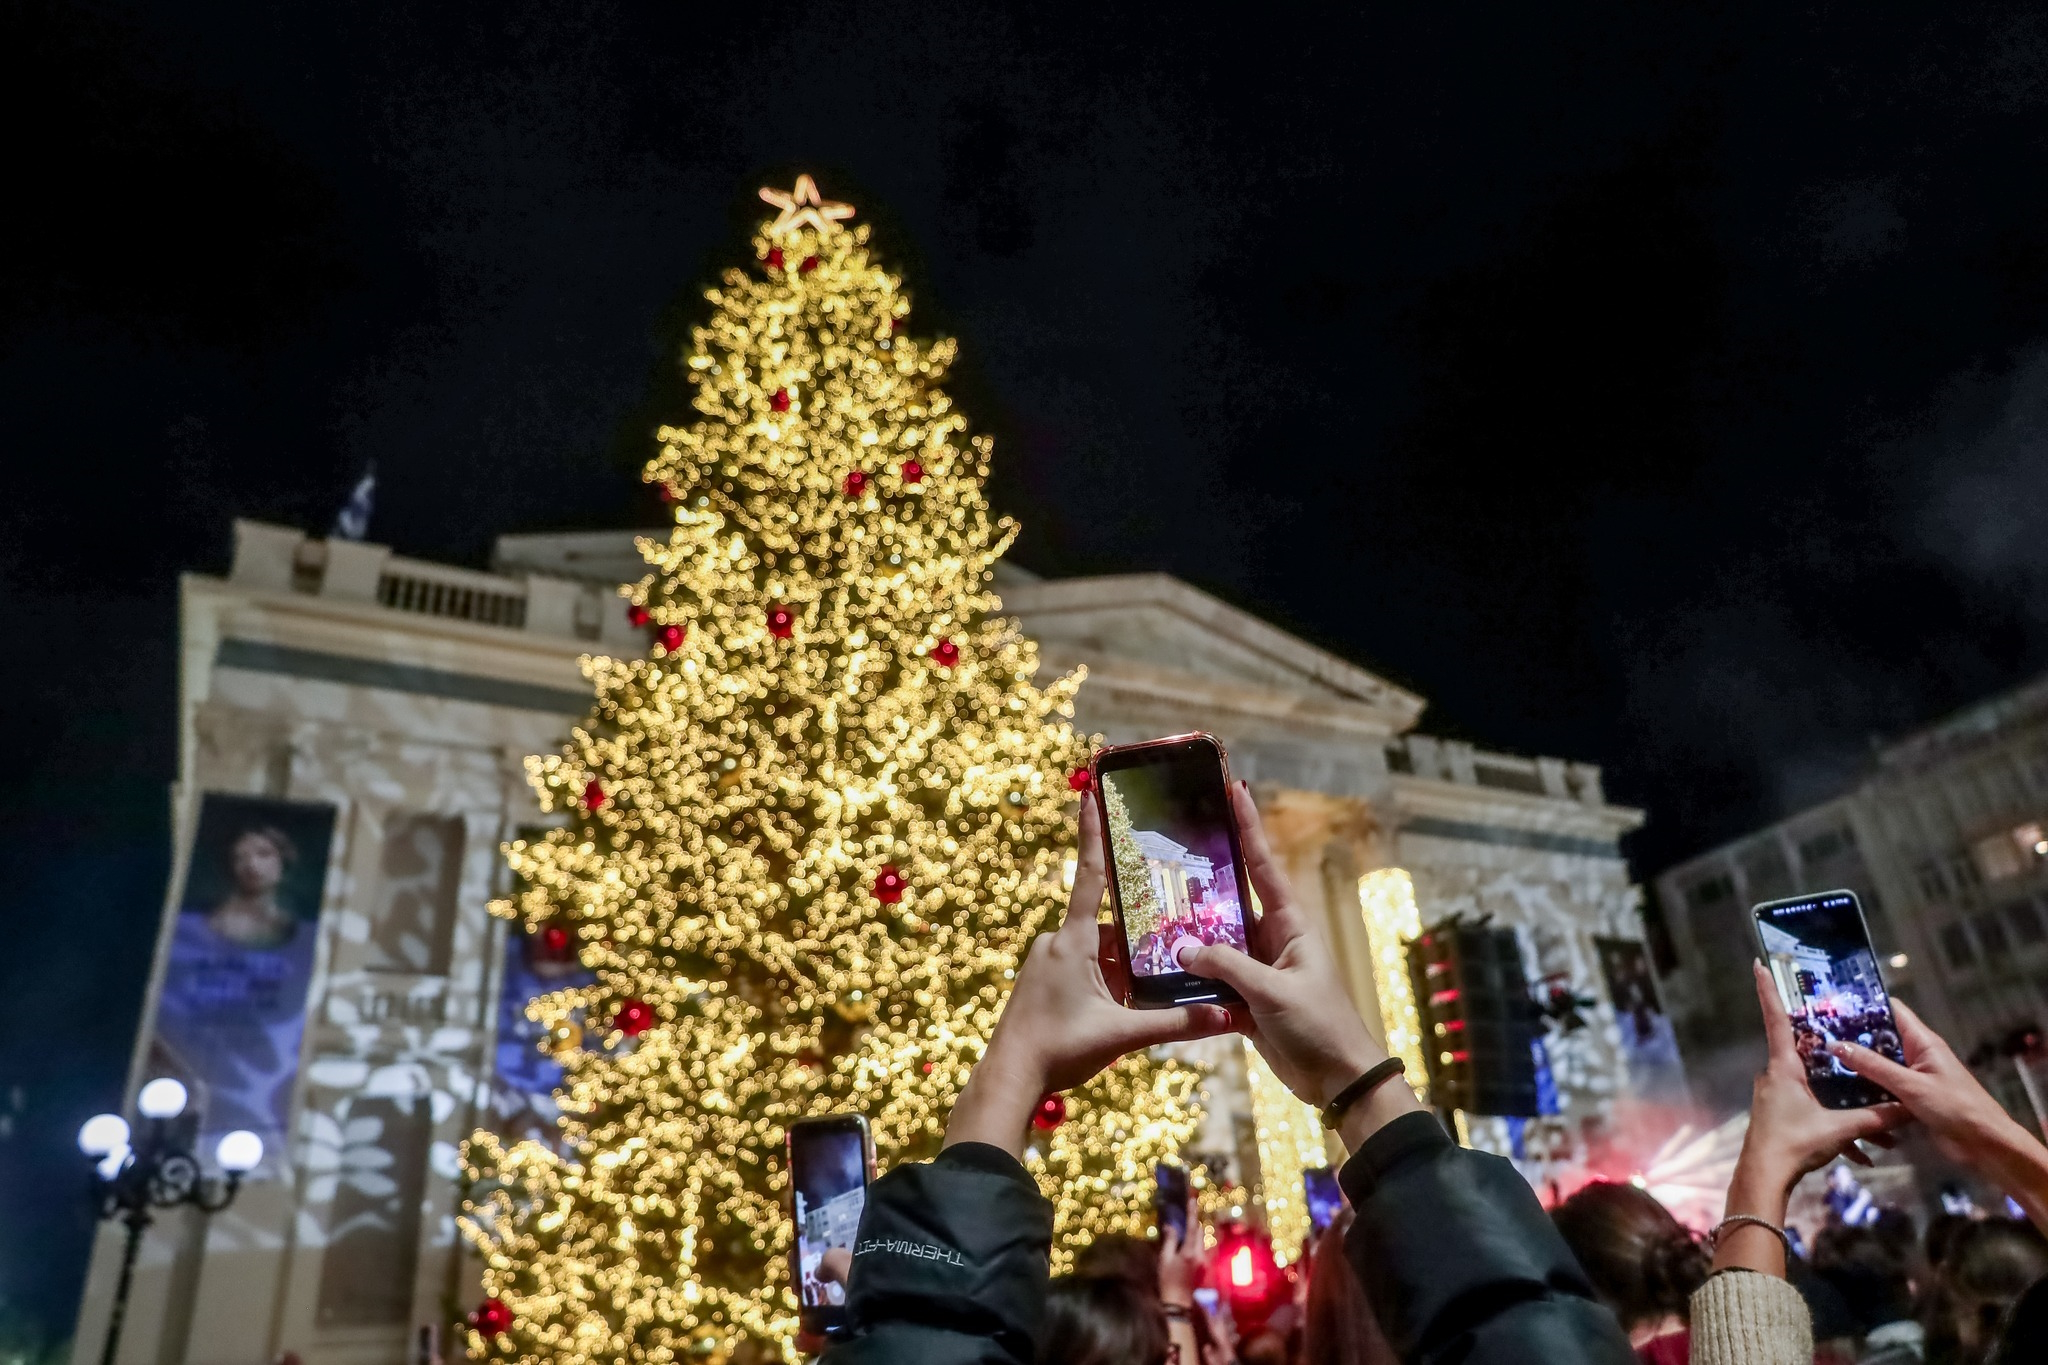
left=1594, top=936, right=1689, bottom=1105
left=150, top=793, right=337, bottom=1142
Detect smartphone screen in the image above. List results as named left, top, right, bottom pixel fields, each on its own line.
left=1752, top=890, right=1903, bottom=1109
left=1304, top=1167, right=1342, bottom=1233
left=1095, top=734, right=1251, bottom=1007
left=1154, top=1162, right=1190, bottom=1242
left=788, top=1116, right=870, bottom=1335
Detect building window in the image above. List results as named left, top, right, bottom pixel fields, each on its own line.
left=1950, top=855, right=1984, bottom=892
left=1974, top=911, right=2012, bottom=960
left=1916, top=861, right=1949, bottom=900
left=1799, top=828, right=1853, bottom=865
left=1973, top=833, right=2024, bottom=882
left=1941, top=922, right=1977, bottom=971
left=2009, top=898, right=2047, bottom=948
left=1685, top=873, right=1734, bottom=910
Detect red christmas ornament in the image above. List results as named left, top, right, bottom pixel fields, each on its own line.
left=583, top=779, right=607, bottom=811
left=931, top=637, right=960, bottom=668
left=890, top=317, right=904, bottom=333
left=800, top=254, right=819, bottom=273
left=1068, top=767, right=1094, bottom=793
left=767, top=605, right=795, bottom=639
left=539, top=923, right=571, bottom=956
left=626, top=603, right=650, bottom=627
left=1032, top=1093, right=1067, bottom=1131
left=657, top=623, right=686, bottom=652
left=471, top=1298, right=513, bottom=1338
left=765, top=247, right=785, bottom=270
left=614, top=999, right=654, bottom=1036
left=843, top=469, right=868, bottom=498
left=771, top=388, right=791, bottom=413
left=873, top=865, right=906, bottom=904
left=921, top=1061, right=934, bottom=1074
left=657, top=482, right=677, bottom=502
left=901, top=459, right=925, bottom=485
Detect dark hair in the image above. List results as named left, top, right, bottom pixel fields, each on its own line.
left=1550, top=1182, right=1709, bottom=1330
left=234, top=825, right=299, bottom=866
left=1812, top=1224, right=1913, bottom=1331
left=1927, top=1212, right=1974, bottom=1270
left=1990, top=1273, right=2048, bottom=1365
left=1073, top=1234, right=1161, bottom=1296
left=1304, top=1210, right=1398, bottom=1365
left=1037, top=1275, right=1166, bottom=1365
left=1931, top=1220, right=2048, bottom=1363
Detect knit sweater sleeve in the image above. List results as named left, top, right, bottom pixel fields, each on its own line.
left=1690, top=1270, right=1813, bottom=1365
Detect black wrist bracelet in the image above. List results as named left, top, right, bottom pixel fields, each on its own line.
left=1320, top=1057, right=1406, bottom=1129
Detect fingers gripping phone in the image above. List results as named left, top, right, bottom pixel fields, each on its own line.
left=1093, top=733, right=1252, bottom=1009
left=1155, top=1161, right=1190, bottom=1242
left=1752, top=890, right=1906, bottom=1109
left=788, top=1114, right=874, bottom=1337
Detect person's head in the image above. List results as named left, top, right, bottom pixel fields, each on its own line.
left=1934, top=1219, right=2048, bottom=1362
left=1037, top=1275, right=1166, bottom=1365
left=1304, top=1211, right=1396, bottom=1365
left=1990, top=1273, right=2048, bottom=1365
left=1812, top=1223, right=1913, bottom=1331
left=1237, top=1330, right=1288, bottom=1365
left=1926, top=1211, right=1973, bottom=1271
left=1073, top=1234, right=1161, bottom=1296
left=229, top=826, right=296, bottom=896
left=1550, top=1181, right=1708, bottom=1334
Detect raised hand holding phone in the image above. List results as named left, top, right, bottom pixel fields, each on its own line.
left=943, top=797, right=1233, bottom=1156
left=1175, top=781, right=1423, bottom=1150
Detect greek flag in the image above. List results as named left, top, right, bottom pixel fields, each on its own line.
left=332, top=464, right=376, bottom=541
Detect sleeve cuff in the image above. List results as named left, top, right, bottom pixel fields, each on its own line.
left=1337, top=1110, right=1451, bottom=1205
left=934, top=1141, right=1034, bottom=1183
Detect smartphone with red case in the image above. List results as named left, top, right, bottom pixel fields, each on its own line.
left=1092, top=732, right=1252, bottom=1009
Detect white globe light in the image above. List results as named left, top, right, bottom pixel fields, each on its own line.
left=136, top=1078, right=188, bottom=1120
left=214, top=1129, right=264, bottom=1174
left=95, top=1141, right=131, bottom=1180
left=77, top=1113, right=130, bottom=1157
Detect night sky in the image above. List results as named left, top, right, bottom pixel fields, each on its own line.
left=9, top=0, right=2048, bottom=1337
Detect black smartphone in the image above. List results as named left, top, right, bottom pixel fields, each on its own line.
left=1751, top=890, right=1905, bottom=1109
left=1154, top=1161, right=1190, bottom=1242
left=1304, top=1166, right=1342, bottom=1233
left=1094, top=732, right=1251, bottom=1008
left=787, top=1114, right=873, bottom=1338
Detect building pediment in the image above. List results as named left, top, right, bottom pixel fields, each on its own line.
left=996, top=571, right=1425, bottom=731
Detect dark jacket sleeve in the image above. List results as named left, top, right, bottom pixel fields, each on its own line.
left=1340, top=1111, right=1637, bottom=1365
left=822, top=1141, right=1052, bottom=1365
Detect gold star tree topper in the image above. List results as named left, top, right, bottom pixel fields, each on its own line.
left=758, top=174, right=854, bottom=238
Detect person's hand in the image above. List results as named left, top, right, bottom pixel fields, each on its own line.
left=1716, top=962, right=1904, bottom=1277
left=1831, top=996, right=2048, bottom=1229
left=818, top=1245, right=851, bottom=1289
left=945, top=798, right=1234, bottom=1155
left=1158, top=1197, right=1204, bottom=1306
left=1176, top=783, right=1421, bottom=1149
left=1739, top=961, right=1904, bottom=1185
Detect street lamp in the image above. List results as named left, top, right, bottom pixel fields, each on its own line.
left=78, top=1079, right=263, bottom=1365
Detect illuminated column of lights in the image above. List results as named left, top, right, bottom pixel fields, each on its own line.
left=1357, top=868, right=1429, bottom=1102
left=1242, top=1039, right=1327, bottom=1264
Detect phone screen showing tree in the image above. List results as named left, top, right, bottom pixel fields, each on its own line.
left=1753, top=891, right=1903, bottom=1109
left=1100, top=749, right=1250, bottom=980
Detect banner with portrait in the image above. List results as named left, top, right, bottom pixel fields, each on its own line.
left=1594, top=936, right=1689, bottom=1104
left=150, top=793, right=338, bottom=1144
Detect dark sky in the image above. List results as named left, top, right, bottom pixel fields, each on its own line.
left=9, top=0, right=2048, bottom=1336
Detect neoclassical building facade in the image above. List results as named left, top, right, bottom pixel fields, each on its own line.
left=74, top=520, right=1653, bottom=1365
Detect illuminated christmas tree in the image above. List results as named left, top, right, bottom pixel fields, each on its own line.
left=1100, top=775, right=1164, bottom=948
left=459, top=176, right=1204, bottom=1362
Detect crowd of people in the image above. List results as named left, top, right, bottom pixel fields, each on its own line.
left=809, top=785, right=2048, bottom=1365
left=1793, top=1002, right=1905, bottom=1085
